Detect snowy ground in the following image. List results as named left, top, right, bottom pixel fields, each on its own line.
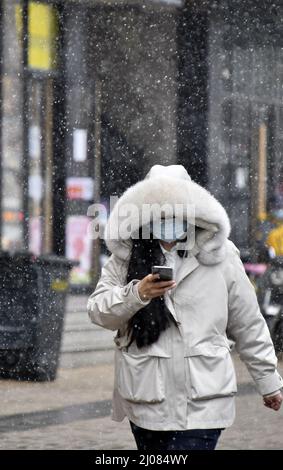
left=0, top=295, right=282, bottom=450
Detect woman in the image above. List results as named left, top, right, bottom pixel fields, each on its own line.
left=87, top=164, right=283, bottom=451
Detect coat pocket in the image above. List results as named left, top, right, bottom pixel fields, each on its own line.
left=185, top=340, right=237, bottom=401
left=117, top=343, right=170, bottom=404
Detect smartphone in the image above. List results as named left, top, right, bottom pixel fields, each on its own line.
left=152, top=266, right=173, bottom=281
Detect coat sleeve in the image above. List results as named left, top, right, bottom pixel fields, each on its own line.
left=87, top=254, right=151, bottom=331
left=225, top=243, right=283, bottom=396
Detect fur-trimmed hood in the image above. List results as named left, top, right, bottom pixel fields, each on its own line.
left=104, top=164, right=231, bottom=265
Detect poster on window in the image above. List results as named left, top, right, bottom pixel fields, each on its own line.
left=29, top=216, right=42, bottom=255
left=66, top=215, right=92, bottom=285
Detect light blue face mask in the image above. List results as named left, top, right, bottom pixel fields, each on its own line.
left=151, top=218, right=187, bottom=242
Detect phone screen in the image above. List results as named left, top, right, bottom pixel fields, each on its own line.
left=152, top=266, right=173, bottom=281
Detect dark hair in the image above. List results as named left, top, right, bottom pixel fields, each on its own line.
left=126, top=227, right=187, bottom=348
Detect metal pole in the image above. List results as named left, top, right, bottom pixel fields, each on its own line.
left=0, top=0, right=3, bottom=250
left=258, top=123, right=267, bottom=223
left=91, top=78, right=102, bottom=288
left=52, top=2, right=66, bottom=257
left=22, top=0, right=30, bottom=250
left=43, top=77, right=54, bottom=254
left=250, top=111, right=260, bottom=262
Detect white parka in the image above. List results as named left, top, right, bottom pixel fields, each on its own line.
left=87, top=164, right=283, bottom=430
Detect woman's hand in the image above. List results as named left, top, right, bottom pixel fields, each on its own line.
left=263, top=391, right=283, bottom=411
left=137, top=273, right=176, bottom=301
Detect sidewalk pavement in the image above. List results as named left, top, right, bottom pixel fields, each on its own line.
left=60, top=295, right=114, bottom=369
left=0, top=351, right=282, bottom=450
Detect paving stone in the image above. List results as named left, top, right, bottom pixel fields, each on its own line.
left=0, top=339, right=282, bottom=450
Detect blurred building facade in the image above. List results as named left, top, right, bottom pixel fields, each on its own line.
left=177, top=0, right=283, bottom=252
left=1, top=0, right=24, bottom=252
left=0, top=0, right=283, bottom=286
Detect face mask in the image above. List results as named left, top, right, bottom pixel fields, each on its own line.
left=151, top=218, right=187, bottom=243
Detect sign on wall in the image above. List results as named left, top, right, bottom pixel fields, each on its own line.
left=66, top=177, right=94, bottom=201
left=15, top=2, right=59, bottom=71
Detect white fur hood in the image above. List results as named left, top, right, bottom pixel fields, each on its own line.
left=104, top=164, right=231, bottom=265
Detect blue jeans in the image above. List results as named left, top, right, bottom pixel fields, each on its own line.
left=129, top=421, right=224, bottom=451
